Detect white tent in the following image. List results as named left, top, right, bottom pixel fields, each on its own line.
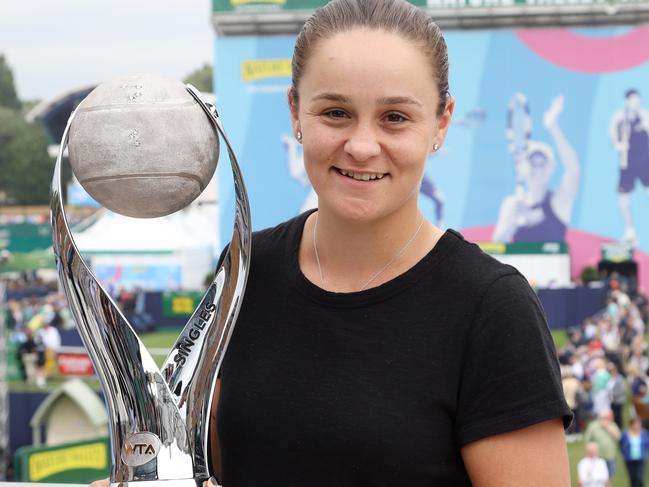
left=73, top=202, right=219, bottom=290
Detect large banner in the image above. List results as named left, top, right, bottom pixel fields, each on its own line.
left=213, top=0, right=645, bottom=13
left=214, top=27, right=649, bottom=289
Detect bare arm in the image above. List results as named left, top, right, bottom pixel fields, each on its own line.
left=461, top=419, right=570, bottom=487
left=543, top=96, right=580, bottom=225
left=493, top=194, right=522, bottom=243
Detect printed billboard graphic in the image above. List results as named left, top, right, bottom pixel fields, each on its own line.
left=214, top=27, right=649, bottom=288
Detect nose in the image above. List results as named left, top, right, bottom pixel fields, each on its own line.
left=343, top=122, right=381, bottom=162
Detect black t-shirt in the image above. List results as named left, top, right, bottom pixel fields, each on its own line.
left=217, top=211, right=572, bottom=486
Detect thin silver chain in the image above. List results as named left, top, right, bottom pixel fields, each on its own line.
left=313, top=212, right=425, bottom=292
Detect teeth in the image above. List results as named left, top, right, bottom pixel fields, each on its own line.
left=338, top=169, right=385, bottom=181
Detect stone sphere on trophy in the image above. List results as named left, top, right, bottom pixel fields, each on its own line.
left=68, top=73, right=219, bottom=218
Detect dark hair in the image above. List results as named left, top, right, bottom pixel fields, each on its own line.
left=291, top=0, right=450, bottom=116
left=625, top=88, right=640, bottom=99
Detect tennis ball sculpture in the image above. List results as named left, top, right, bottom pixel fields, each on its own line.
left=68, top=73, right=218, bottom=218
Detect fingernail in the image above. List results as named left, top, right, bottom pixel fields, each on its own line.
left=209, top=477, right=218, bottom=486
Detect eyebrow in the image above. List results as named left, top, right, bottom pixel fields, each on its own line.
left=378, top=96, right=423, bottom=107
left=311, top=92, right=422, bottom=108
left=311, top=93, right=352, bottom=103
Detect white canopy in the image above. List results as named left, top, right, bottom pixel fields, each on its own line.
left=74, top=204, right=219, bottom=253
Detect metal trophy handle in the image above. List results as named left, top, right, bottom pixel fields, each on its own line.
left=50, top=84, right=251, bottom=486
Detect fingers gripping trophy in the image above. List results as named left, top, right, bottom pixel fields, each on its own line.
left=50, top=73, right=251, bottom=486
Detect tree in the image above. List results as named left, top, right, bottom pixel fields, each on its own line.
left=0, top=54, right=20, bottom=111
left=0, top=107, right=52, bottom=205
left=183, top=64, right=213, bottom=93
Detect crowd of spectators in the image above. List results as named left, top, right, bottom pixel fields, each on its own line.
left=559, top=275, right=649, bottom=485
left=3, top=275, right=68, bottom=387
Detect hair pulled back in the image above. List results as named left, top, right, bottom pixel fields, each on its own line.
left=291, top=0, right=450, bottom=116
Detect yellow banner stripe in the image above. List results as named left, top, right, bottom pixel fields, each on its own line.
left=241, top=59, right=292, bottom=81
left=29, top=442, right=107, bottom=481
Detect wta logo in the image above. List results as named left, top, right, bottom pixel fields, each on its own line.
left=121, top=432, right=161, bottom=467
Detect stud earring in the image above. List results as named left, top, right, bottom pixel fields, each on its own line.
left=296, top=130, right=303, bottom=142
left=433, top=143, right=440, bottom=151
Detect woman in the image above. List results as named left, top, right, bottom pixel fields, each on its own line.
left=621, top=417, right=649, bottom=487
left=210, top=1, right=571, bottom=485
left=93, top=1, right=571, bottom=486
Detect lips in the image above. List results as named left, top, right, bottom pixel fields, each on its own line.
left=335, top=167, right=387, bottom=181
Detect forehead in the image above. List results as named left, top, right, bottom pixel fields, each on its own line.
left=300, top=28, right=438, bottom=102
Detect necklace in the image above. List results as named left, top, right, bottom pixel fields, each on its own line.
left=312, top=212, right=426, bottom=292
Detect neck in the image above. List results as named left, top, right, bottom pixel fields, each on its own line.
left=301, top=202, right=441, bottom=292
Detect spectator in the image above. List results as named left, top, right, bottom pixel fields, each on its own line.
left=18, top=328, right=38, bottom=384
left=562, top=366, right=580, bottom=433
left=591, top=358, right=612, bottom=415
left=607, top=363, right=626, bottom=429
left=35, top=319, right=61, bottom=386
left=584, top=409, right=621, bottom=478
left=578, top=442, right=609, bottom=487
left=576, top=379, right=595, bottom=433
left=620, top=417, right=649, bottom=487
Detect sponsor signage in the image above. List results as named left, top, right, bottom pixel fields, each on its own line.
left=213, top=0, right=644, bottom=12
left=602, top=242, right=634, bottom=262
left=478, top=241, right=568, bottom=255
left=58, top=353, right=95, bottom=376
left=162, top=290, right=204, bottom=318
left=0, top=223, right=52, bottom=252
left=14, top=438, right=110, bottom=482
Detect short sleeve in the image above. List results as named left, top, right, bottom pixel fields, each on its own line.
left=455, top=271, right=573, bottom=447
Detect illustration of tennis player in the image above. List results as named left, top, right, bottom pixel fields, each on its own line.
left=493, top=94, right=581, bottom=243
left=609, top=89, right=649, bottom=246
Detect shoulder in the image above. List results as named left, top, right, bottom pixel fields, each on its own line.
left=440, top=229, right=526, bottom=303
left=219, top=211, right=310, bottom=267
left=250, top=211, right=307, bottom=255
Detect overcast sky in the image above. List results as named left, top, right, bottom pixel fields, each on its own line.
left=0, top=0, right=215, bottom=102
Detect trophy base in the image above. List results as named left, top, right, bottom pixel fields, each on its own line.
left=111, top=480, right=209, bottom=487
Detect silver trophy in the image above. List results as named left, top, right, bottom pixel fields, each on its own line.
left=50, top=83, right=251, bottom=486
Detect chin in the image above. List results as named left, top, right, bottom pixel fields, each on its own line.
left=322, top=198, right=382, bottom=222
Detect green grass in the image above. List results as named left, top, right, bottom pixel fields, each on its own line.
left=552, top=329, right=569, bottom=349
left=140, top=326, right=182, bottom=350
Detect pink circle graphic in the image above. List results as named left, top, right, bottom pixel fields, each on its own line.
left=516, top=27, right=649, bottom=73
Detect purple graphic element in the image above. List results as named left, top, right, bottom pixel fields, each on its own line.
left=420, top=174, right=444, bottom=224
left=615, top=112, right=649, bottom=193
left=512, top=191, right=567, bottom=242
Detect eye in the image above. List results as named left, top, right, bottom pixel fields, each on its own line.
left=323, top=109, right=349, bottom=119
left=384, top=112, right=408, bottom=124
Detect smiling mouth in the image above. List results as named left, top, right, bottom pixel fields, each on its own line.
left=334, top=167, right=387, bottom=181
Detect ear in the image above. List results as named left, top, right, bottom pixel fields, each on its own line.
left=287, top=87, right=300, bottom=136
left=430, top=95, right=455, bottom=153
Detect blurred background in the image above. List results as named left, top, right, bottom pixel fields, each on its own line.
left=1, top=0, right=649, bottom=485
